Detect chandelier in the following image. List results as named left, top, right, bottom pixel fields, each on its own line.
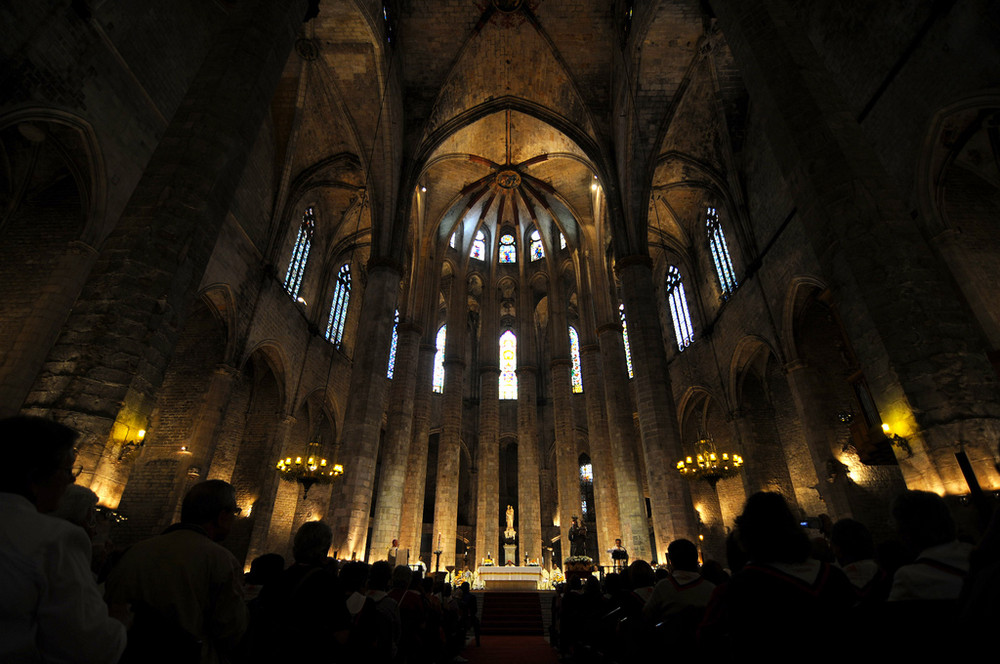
left=675, top=436, right=743, bottom=486
left=276, top=441, right=343, bottom=496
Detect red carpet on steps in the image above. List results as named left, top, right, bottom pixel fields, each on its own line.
left=479, top=592, right=543, bottom=635
left=460, top=635, right=559, bottom=664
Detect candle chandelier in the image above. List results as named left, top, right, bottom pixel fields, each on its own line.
left=276, top=440, right=343, bottom=497
left=675, top=436, right=743, bottom=487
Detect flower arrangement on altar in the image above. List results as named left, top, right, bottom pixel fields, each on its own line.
left=564, top=555, right=594, bottom=566
left=454, top=570, right=473, bottom=586
left=550, top=567, right=565, bottom=584
left=527, top=559, right=540, bottom=566
left=481, top=556, right=495, bottom=567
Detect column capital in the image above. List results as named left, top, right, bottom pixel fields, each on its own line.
left=613, top=254, right=652, bottom=275
left=397, top=322, right=423, bottom=335
left=516, top=365, right=537, bottom=376
left=443, top=357, right=466, bottom=368
left=479, top=365, right=501, bottom=375
left=550, top=358, right=573, bottom=369
left=419, top=343, right=436, bottom=353
left=596, top=322, right=622, bottom=335
left=366, top=256, right=405, bottom=277
left=580, top=343, right=601, bottom=355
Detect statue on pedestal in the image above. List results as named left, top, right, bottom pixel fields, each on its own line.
left=568, top=515, right=588, bottom=557
left=503, top=504, right=517, bottom=565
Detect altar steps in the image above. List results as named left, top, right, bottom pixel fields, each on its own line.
left=479, top=591, right=546, bottom=635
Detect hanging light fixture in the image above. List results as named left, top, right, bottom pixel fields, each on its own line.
left=276, top=440, right=343, bottom=497
left=675, top=435, right=743, bottom=487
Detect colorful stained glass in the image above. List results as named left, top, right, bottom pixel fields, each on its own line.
left=499, top=330, right=517, bottom=399
left=326, top=264, right=351, bottom=346
left=530, top=229, right=544, bottom=261
left=449, top=232, right=456, bottom=248
left=707, top=206, right=738, bottom=296
left=560, top=233, right=567, bottom=250
left=284, top=207, right=315, bottom=298
left=569, top=326, right=583, bottom=393
left=386, top=309, right=399, bottom=378
left=499, top=233, right=516, bottom=263
left=432, top=325, right=446, bottom=393
left=619, top=303, right=633, bottom=379
left=471, top=230, right=486, bottom=261
left=666, top=266, right=694, bottom=351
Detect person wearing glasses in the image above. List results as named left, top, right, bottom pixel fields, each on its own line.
left=106, top=479, right=248, bottom=663
left=0, top=415, right=128, bottom=663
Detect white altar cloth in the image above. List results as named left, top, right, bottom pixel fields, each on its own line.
left=478, top=565, right=544, bottom=590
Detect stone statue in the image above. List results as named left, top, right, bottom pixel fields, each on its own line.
left=568, top=515, right=588, bottom=557
left=503, top=504, right=516, bottom=542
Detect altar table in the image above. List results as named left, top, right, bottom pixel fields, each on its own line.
left=478, top=565, right=543, bottom=591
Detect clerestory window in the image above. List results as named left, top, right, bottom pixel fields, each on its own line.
left=471, top=230, right=486, bottom=261
left=530, top=229, right=544, bottom=261
left=499, top=233, right=516, bottom=264
left=386, top=309, right=399, bottom=378
left=432, top=325, right=447, bottom=393
left=707, top=206, right=738, bottom=297
left=284, top=207, right=315, bottom=299
left=666, top=266, right=695, bottom=351
left=569, top=326, right=583, bottom=393
left=326, top=264, right=351, bottom=346
left=499, top=330, right=518, bottom=400
left=619, top=303, right=634, bottom=379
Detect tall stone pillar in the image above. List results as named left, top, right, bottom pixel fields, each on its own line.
left=247, top=415, right=297, bottom=563
left=23, top=0, right=310, bottom=496
left=516, top=364, right=542, bottom=566
left=617, top=256, right=697, bottom=558
left=431, top=277, right=467, bottom=570
left=476, top=366, right=501, bottom=568
left=550, top=357, right=578, bottom=562
left=596, top=323, right=652, bottom=562
left=370, top=322, right=423, bottom=561
left=398, top=341, right=437, bottom=562
left=328, top=260, right=401, bottom=559
left=579, top=344, right=623, bottom=568
left=710, top=0, right=1000, bottom=494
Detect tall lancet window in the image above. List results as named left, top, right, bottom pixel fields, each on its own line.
left=706, top=206, right=738, bottom=296
left=284, top=207, right=315, bottom=298
left=579, top=456, right=594, bottom=518
left=619, top=303, right=634, bottom=379
left=560, top=233, right=567, bottom=250
left=386, top=309, right=400, bottom=378
left=569, top=326, right=583, bottom=393
left=530, top=229, right=544, bottom=261
left=499, top=330, right=518, bottom=400
left=326, top=264, right=351, bottom=346
left=499, top=233, right=516, bottom=263
left=432, top=325, right=447, bottom=393
left=666, top=266, right=695, bottom=351
left=449, top=232, right=456, bottom=248
left=471, top=230, right=486, bottom=261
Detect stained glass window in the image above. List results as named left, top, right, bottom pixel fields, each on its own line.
left=499, top=330, right=517, bottom=400
left=499, top=233, right=516, bottom=263
left=707, top=206, right=738, bottom=297
left=569, top=326, right=583, bottom=393
left=619, top=303, right=633, bottom=379
left=580, top=458, right=594, bottom=518
left=326, top=264, right=351, bottom=346
left=284, top=207, right=315, bottom=298
left=386, top=309, right=399, bottom=378
left=560, top=233, right=567, bottom=250
left=449, top=233, right=456, bottom=249
left=471, top=230, right=486, bottom=261
left=530, top=229, right=544, bottom=261
left=666, top=266, right=695, bottom=351
left=432, top=325, right=446, bottom=393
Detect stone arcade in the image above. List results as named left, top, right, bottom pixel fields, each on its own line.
left=2, top=1, right=999, bottom=571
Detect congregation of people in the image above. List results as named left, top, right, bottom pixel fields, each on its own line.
left=3, top=414, right=999, bottom=662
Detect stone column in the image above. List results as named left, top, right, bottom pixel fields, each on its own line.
left=550, top=357, right=578, bottom=562
left=431, top=277, right=467, bottom=570
left=579, top=344, right=623, bottom=568
left=328, top=260, right=401, bottom=559
left=596, top=322, right=652, bottom=562
left=618, top=255, right=697, bottom=558
left=476, top=365, right=501, bottom=568
left=516, top=364, right=542, bottom=566
left=370, top=322, right=423, bottom=561
left=398, top=341, right=437, bottom=562
left=247, top=415, right=297, bottom=563
left=23, top=0, right=310, bottom=496
left=710, top=0, right=1000, bottom=494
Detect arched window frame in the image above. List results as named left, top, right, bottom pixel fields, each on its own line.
left=569, top=326, right=583, bottom=393
left=499, top=329, right=518, bottom=400
left=386, top=309, right=400, bottom=378
left=498, top=232, right=516, bottom=264
left=284, top=207, right=315, bottom=299
left=529, top=229, right=544, bottom=261
left=619, top=303, right=634, bottom=379
left=666, top=265, right=695, bottom=351
left=579, top=455, right=594, bottom=519
left=471, top=229, right=486, bottom=261
left=432, top=325, right=447, bottom=393
left=326, top=263, right=351, bottom=346
left=706, top=206, right=738, bottom=297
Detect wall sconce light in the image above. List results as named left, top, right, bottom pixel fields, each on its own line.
left=117, top=427, right=146, bottom=462
left=187, top=465, right=201, bottom=479
left=881, top=423, right=913, bottom=457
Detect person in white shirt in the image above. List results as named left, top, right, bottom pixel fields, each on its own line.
left=0, top=416, right=128, bottom=664
left=889, top=490, right=972, bottom=601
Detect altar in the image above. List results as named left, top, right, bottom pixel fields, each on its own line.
left=478, top=565, right=544, bottom=591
